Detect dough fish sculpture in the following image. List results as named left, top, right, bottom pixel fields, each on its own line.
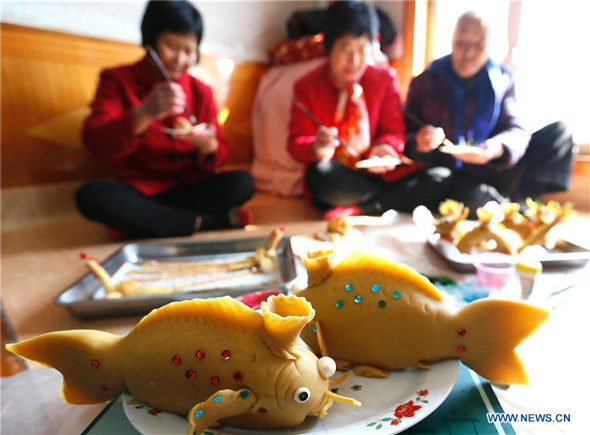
left=6, top=295, right=360, bottom=434
left=295, top=251, right=549, bottom=385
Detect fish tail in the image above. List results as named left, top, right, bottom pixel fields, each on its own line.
left=454, top=299, right=549, bottom=385
left=5, top=330, right=125, bottom=403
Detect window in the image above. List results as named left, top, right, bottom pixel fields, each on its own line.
left=515, top=1, right=590, bottom=144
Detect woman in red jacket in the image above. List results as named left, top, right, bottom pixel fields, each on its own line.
left=287, top=1, right=452, bottom=219
left=76, top=0, right=254, bottom=239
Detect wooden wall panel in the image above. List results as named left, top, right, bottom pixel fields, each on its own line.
left=390, top=0, right=415, bottom=100
left=1, top=23, right=266, bottom=188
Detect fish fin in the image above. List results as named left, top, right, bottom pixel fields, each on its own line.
left=260, top=294, right=314, bottom=358
left=416, top=361, right=431, bottom=369
left=353, top=365, right=389, bottom=378
left=329, top=370, right=351, bottom=386
left=335, top=252, right=443, bottom=302
left=6, top=330, right=124, bottom=403
left=456, top=299, right=549, bottom=385
left=335, top=359, right=352, bottom=371
left=186, top=389, right=256, bottom=435
left=302, top=250, right=335, bottom=286
left=313, top=321, right=330, bottom=357
left=133, top=296, right=262, bottom=336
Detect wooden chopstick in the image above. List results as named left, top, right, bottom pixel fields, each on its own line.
left=146, top=45, right=198, bottom=126
left=404, top=111, right=455, bottom=148
left=293, top=98, right=360, bottom=158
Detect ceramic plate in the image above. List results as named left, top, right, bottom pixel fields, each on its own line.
left=123, top=359, right=459, bottom=434
left=162, top=122, right=208, bottom=135
left=438, top=145, right=477, bottom=155
left=355, top=156, right=402, bottom=169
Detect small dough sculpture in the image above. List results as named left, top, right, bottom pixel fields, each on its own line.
left=174, top=116, right=193, bottom=131
left=429, top=199, right=575, bottom=255
left=519, top=199, right=575, bottom=251
left=433, top=199, right=470, bottom=243
left=81, top=228, right=285, bottom=298
left=6, top=295, right=360, bottom=433
left=455, top=206, right=520, bottom=255
left=294, top=250, right=549, bottom=384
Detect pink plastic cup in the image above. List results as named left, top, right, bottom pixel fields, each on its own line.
left=473, top=252, right=516, bottom=290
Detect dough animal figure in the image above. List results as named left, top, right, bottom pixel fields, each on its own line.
left=295, top=251, right=549, bottom=385
left=434, top=199, right=470, bottom=242
left=6, top=295, right=359, bottom=433
left=456, top=207, right=520, bottom=255
left=174, top=116, right=193, bottom=130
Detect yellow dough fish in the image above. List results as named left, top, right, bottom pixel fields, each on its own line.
left=6, top=295, right=360, bottom=433
left=295, top=251, right=549, bottom=385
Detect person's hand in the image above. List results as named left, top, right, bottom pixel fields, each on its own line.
left=455, top=138, right=504, bottom=165
left=415, top=125, right=446, bottom=153
left=177, top=123, right=218, bottom=155
left=312, top=126, right=340, bottom=161
left=140, top=82, right=187, bottom=119
left=365, top=144, right=401, bottom=174
left=133, top=82, right=186, bottom=134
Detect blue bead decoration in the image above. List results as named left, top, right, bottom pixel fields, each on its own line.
left=378, top=300, right=386, bottom=308
left=311, top=325, right=317, bottom=333
left=393, top=291, right=401, bottom=299
left=195, top=409, right=203, bottom=418
left=371, top=284, right=380, bottom=292
left=336, top=299, right=343, bottom=308
left=354, top=295, right=362, bottom=303
left=213, top=395, right=223, bottom=402
left=240, top=390, right=249, bottom=399
left=345, top=283, right=353, bottom=292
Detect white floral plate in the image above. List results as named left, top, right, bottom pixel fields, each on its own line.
left=123, top=359, right=459, bottom=435
left=438, top=144, right=477, bottom=155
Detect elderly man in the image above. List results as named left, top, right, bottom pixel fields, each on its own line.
left=403, top=11, right=574, bottom=214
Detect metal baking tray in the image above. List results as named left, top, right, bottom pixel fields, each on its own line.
left=55, top=236, right=297, bottom=319
left=427, top=234, right=590, bottom=272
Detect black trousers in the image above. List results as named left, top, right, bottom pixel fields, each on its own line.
left=75, top=170, right=255, bottom=238
left=305, top=121, right=574, bottom=217
left=305, top=160, right=453, bottom=214
left=448, top=121, right=574, bottom=216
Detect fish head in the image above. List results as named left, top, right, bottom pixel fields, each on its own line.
left=263, top=348, right=359, bottom=426
left=254, top=294, right=360, bottom=426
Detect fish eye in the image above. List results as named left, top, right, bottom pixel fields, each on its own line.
left=294, top=387, right=311, bottom=403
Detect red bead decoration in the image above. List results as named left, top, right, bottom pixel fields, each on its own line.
left=221, top=350, right=231, bottom=360
left=195, top=350, right=205, bottom=360
left=100, top=384, right=109, bottom=391
left=210, top=376, right=220, bottom=385
left=457, top=346, right=466, bottom=354
left=91, top=359, right=100, bottom=368
left=233, top=371, right=243, bottom=380
left=172, top=355, right=182, bottom=365
left=185, top=369, right=196, bottom=380
left=257, top=407, right=268, bottom=415
left=457, top=327, right=467, bottom=336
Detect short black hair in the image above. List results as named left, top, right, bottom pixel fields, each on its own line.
left=141, top=0, right=203, bottom=49
left=323, top=1, right=378, bottom=54
left=376, top=7, right=398, bottom=49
